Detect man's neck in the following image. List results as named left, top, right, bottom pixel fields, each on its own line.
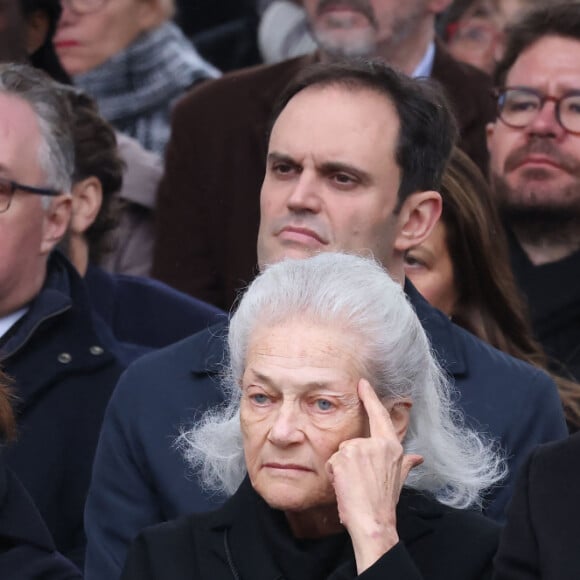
left=512, top=221, right=580, bottom=266
left=374, top=23, right=435, bottom=76
left=319, top=22, right=435, bottom=77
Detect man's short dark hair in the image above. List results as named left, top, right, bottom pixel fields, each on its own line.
left=494, top=2, right=580, bottom=87
left=269, top=59, right=458, bottom=207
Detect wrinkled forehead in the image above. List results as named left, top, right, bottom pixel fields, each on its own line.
left=506, top=35, right=580, bottom=89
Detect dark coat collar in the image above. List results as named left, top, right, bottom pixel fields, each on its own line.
left=193, top=478, right=442, bottom=580
left=189, top=281, right=467, bottom=377
left=0, top=251, right=119, bottom=405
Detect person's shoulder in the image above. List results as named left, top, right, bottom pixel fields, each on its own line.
left=111, top=273, right=224, bottom=318
left=119, top=320, right=228, bottom=377
left=529, top=432, right=580, bottom=474
left=402, top=488, right=499, bottom=539
left=450, top=316, right=552, bottom=384
left=174, top=54, right=313, bottom=112
left=399, top=489, right=499, bottom=576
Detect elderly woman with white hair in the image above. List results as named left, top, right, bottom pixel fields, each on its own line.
left=54, top=0, right=219, bottom=153
left=121, top=252, right=504, bottom=580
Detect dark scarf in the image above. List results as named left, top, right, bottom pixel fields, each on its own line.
left=74, top=22, right=219, bottom=153
left=227, top=478, right=357, bottom=580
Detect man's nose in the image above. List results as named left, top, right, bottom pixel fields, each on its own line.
left=267, top=403, right=305, bottom=446
left=526, top=100, right=566, bottom=140
left=286, top=171, right=322, bottom=213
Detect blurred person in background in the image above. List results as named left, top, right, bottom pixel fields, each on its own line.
left=59, top=86, right=223, bottom=349
left=487, top=2, right=580, bottom=382
left=7, top=0, right=165, bottom=276
left=54, top=0, right=219, bottom=153
left=439, top=0, right=548, bottom=74
left=405, top=147, right=580, bottom=430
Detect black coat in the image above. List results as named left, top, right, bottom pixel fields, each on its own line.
left=493, top=432, right=580, bottom=580
left=0, top=453, right=81, bottom=579
left=0, top=252, right=126, bottom=567
left=122, top=478, right=500, bottom=580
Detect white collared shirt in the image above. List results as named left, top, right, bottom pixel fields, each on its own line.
left=0, top=307, right=28, bottom=340
left=412, top=41, right=436, bottom=78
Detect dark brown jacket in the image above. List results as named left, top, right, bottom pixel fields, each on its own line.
left=153, top=48, right=495, bottom=310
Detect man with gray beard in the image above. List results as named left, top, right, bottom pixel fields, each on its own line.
left=487, top=2, right=580, bottom=381
left=153, top=0, right=495, bottom=311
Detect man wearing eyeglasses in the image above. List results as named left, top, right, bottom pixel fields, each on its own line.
left=487, top=2, right=580, bottom=384
left=0, top=62, right=127, bottom=569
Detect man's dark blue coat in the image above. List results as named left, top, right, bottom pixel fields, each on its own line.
left=84, top=283, right=568, bottom=580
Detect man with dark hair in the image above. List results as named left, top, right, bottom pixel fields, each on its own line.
left=153, top=0, right=496, bottom=311
left=487, top=2, right=580, bottom=380
left=85, top=60, right=566, bottom=580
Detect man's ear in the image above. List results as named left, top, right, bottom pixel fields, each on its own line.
left=70, top=177, right=103, bottom=236
left=393, top=190, right=442, bottom=253
left=25, top=10, right=50, bottom=54
left=387, top=400, right=412, bottom=443
left=40, top=194, right=73, bottom=255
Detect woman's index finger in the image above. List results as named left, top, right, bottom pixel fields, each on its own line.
left=357, top=378, right=397, bottom=439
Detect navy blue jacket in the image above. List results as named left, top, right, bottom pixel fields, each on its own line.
left=84, top=283, right=567, bottom=580
left=0, top=454, right=81, bottom=579
left=1, top=252, right=126, bottom=568
left=84, top=264, right=224, bottom=350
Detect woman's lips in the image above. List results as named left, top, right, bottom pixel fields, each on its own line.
left=263, top=463, right=312, bottom=472
left=54, top=40, right=80, bottom=49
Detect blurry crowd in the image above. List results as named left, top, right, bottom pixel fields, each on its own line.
left=0, top=0, right=579, bottom=578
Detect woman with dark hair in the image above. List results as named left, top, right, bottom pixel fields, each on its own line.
left=21, top=0, right=71, bottom=82
left=0, top=369, right=82, bottom=578
left=405, top=147, right=580, bottom=429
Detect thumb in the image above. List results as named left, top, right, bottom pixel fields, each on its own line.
left=325, top=456, right=336, bottom=484
left=400, top=454, right=424, bottom=484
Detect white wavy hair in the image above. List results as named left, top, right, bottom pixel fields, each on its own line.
left=178, top=252, right=505, bottom=509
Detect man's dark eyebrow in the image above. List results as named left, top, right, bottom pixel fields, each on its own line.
left=267, top=153, right=372, bottom=184
left=320, top=161, right=372, bottom=185
left=267, top=152, right=299, bottom=167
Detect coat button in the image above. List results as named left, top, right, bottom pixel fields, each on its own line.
left=58, top=352, right=72, bottom=364
left=89, top=345, right=104, bottom=356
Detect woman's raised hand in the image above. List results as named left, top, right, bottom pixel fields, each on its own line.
left=326, top=379, right=423, bottom=574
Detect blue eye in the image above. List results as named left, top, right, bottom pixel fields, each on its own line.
left=315, top=399, right=333, bottom=411
left=251, top=394, right=269, bottom=405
